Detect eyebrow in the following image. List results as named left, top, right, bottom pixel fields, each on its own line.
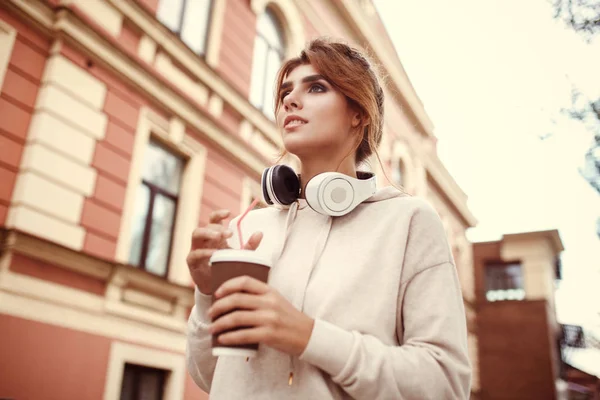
left=280, top=74, right=327, bottom=91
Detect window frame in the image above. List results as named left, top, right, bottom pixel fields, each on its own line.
left=117, top=108, right=207, bottom=286
left=250, top=7, right=286, bottom=116
left=484, top=261, right=526, bottom=302
left=241, top=177, right=267, bottom=214
left=103, top=341, right=185, bottom=400
left=249, top=0, right=305, bottom=57
left=391, top=140, right=416, bottom=194
left=130, top=140, right=183, bottom=278
left=120, top=362, right=168, bottom=400
left=155, top=0, right=215, bottom=57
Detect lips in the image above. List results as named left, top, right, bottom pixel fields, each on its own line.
left=284, top=115, right=308, bottom=129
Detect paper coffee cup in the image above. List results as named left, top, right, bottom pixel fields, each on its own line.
left=209, top=249, right=272, bottom=358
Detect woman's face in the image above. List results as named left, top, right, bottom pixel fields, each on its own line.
left=276, top=63, right=360, bottom=162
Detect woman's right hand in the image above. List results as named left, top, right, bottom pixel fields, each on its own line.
left=186, top=209, right=263, bottom=295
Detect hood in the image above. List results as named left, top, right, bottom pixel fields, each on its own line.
left=364, top=185, right=410, bottom=203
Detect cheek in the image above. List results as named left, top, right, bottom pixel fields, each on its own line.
left=318, top=99, right=350, bottom=128
left=275, top=110, right=285, bottom=129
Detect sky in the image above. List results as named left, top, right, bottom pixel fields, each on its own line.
left=373, top=0, right=600, bottom=331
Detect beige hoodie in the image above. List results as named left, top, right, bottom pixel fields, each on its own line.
left=186, top=186, right=472, bottom=399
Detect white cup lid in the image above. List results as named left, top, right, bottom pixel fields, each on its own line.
left=209, top=249, right=272, bottom=268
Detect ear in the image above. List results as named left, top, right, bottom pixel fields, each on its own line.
left=351, top=112, right=361, bottom=128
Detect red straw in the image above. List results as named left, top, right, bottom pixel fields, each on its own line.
left=237, top=198, right=260, bottom=249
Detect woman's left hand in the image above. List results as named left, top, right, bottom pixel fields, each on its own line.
left=207, top=276, right=315, bottom=356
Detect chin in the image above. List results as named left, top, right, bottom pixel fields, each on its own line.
left=282, top=136, right=321, bottom=159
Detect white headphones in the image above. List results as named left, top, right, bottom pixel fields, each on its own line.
left=261, top=165, right=377, bottom=217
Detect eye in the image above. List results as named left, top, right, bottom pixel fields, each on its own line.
left=309, top=83, right=326, bottom=93
left=279, top=90, right=291, bottom=101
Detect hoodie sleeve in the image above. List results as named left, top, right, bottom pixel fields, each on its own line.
left=186, top=287, right=217, bottom=393
left=299, top=200, right=472, bottom=399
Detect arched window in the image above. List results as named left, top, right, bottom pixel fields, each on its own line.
left=156, top=0, right=213, bottom=55
left=393, top=158, right=405, bottom=186
left=249, top=8, right=285, bottom=118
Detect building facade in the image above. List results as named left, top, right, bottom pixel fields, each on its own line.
left=473, top=230, right=566, bottom=400
left=0, top=0, right=478, bottom=398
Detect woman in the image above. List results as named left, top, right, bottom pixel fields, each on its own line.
left=186, top=38, right=471, bottom=399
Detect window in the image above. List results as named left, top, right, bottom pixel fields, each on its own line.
left=156, top=0, right=212, bottom=55
left=250, top=8, right=285, bottom=118
left=120, top=363, right=167, bottom=400
left=103, top=341, right=186, bottom=399
left=392, top=159, right=405, bottom=186
left=0, top=20, right=17, bottom=91
left=249, top=196, right=267, bottom=210
left=241, top=177, right=267, bottom=214
left=562, top=324, right=586, bottom=348
left=485, top=262, right=525, bottom=301
left=128, top=140, right=183, bottom=277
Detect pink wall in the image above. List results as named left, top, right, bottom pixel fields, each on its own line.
left=0, top=9, right=49, bottom=226
left=0, top=314, right=112, bottom=400
left=218, top=0, right=257, bottom=96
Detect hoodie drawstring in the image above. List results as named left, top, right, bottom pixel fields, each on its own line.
left=246, top=200, right=334, bottom=387
left=286, top=206, right=334, bottom=386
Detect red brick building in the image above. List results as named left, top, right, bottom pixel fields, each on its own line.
left=473, top=230, right=566, bottom=400
left=0, top=0, right=479, bottom=398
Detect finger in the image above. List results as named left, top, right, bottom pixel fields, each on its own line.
left=214, top=275, right=269, bottom=299
left=208, top=292, right=264, bottom=320
left=191, top=227, right=220, bottom=243
left=243, top=231, right=263, bottom=251
left=209, top=309, right=269, bottom=335
left=186, top=248, right=218, bottom=269
left=209, top=209, right=231, bottom=224
left=216, top=326, right=270, bottom=346
left=191, top=226, right=233, bottom=248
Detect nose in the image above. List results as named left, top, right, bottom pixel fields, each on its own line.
left=283, top=89, right=301, bottom=111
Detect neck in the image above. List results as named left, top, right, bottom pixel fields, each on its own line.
left=298, top=157, right=357, bottom=198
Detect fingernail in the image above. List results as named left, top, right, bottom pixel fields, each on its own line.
left=223, top=230, right=233, bottom=237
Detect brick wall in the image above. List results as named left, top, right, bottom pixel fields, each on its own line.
left=478, top=300, right=557, bottom=400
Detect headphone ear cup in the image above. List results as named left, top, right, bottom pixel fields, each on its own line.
left=262, top=165, right=300, bottom=206
left=261, top=168, right=273, bottom=205
left=306, top=172, right=375, bottom=217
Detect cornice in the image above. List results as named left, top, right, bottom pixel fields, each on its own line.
left=0, top=228, right=194, bottom=304
left=426, top=155, right=478, bottom=227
